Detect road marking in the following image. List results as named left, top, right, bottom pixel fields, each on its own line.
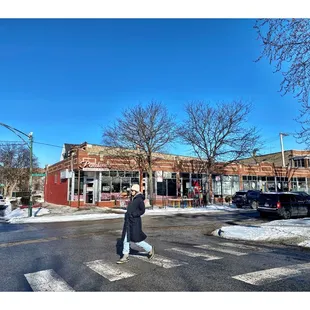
left=194, top=244, right=248, bottom=256
left=85, top=260, right=136, bottom=282
left=219, top=242, right=269, bottom=252
left=232, top=262, right=310, bottom=285
left=169, top=247, right=223, bottom=261
left=24, top=269, right=75, bottom=292
left=134, top=254, right=188, bottom=268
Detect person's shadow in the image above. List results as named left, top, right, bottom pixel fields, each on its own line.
left=115, top=238, right=146, bottom=256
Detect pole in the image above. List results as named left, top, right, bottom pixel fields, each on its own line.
left=28, top=133, right=33, bottom=217
left=77, top=169, right=80, bottom=208
left=280, top=133, right=288, bottom=168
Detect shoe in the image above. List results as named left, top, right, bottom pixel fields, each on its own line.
left=148, top=246, right=155, bottom=260
left=116, top=254, right=129, bottom=264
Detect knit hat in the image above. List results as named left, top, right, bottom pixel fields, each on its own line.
left=131, top=184, right=140, bottom=192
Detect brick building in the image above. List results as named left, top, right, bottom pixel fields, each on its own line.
left=44, top=142, right=310, bottom=207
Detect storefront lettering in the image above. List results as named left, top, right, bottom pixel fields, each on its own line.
left=79, top=160, right=109, bottom=171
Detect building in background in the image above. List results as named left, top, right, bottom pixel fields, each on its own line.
left=44, top=142, right=310, bottom=207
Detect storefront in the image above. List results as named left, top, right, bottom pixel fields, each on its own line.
left=44, top=142, right=310, bottom=207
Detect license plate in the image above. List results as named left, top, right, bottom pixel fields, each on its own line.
left=264, top=203, right=269, bottom=207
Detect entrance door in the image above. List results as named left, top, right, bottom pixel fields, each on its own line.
left=84, top=177, right=94, bottom=204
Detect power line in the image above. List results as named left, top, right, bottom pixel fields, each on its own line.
left=34, top=141, right=63, bottom=148
left=0, top=140, right=63, bottom=148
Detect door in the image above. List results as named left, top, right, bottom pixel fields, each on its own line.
left=85, top=177, right=94, bottom=203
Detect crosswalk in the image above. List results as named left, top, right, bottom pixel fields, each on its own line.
left=23, top=241, right=310, bottom=291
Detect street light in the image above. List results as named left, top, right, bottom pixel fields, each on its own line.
left=0, top=122, right=34, bottom=217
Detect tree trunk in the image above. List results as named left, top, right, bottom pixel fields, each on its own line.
left=8, top=181, right=18, bottom=198
left=208, top=172, right=213, bottom=204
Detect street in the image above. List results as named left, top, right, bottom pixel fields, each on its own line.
left=1, top=210, right=310, bottom=291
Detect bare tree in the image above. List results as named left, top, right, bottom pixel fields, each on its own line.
left=178, top=100, right=262, bottom=202
left=254, top=18, right=310, bottom=147
left=0, top=143, right=39, bottom=197
left=102, top=101, right=178, bottom=207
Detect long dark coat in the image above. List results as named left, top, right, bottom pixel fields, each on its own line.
left=121, top=193, right=147, bottom=243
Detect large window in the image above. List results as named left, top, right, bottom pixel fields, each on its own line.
left=73, top=171, right=84, bottom=200
left=214, top=175, right=240, bottom=196
left=100, top=171, right=140, bottom=200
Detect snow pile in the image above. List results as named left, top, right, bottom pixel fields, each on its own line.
left=213, top=217, right=310, bottom=248
left=9, top=212, right=125, bottom=223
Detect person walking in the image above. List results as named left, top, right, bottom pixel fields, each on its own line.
left=117, top=184, right=155, bottom=264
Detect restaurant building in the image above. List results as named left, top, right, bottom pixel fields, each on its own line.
left=44, top=142, right=310, bottom=207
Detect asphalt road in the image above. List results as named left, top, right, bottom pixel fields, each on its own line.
left=1, top=209, right=310, bottom=291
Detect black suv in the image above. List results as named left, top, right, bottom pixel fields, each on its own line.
left=232, top=190, right=261, bottom=209
left=246, top=190, right=261, bottom=209
left=257, top=192, right=310, bottom=219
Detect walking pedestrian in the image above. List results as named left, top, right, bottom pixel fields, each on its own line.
left=117, top=184, right=155, bottom=264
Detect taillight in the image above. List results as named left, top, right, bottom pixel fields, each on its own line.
left=276, top=201, right=281, bottom=209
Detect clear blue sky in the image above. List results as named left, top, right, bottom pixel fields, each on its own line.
left=0, top=18, right=305, bottom=167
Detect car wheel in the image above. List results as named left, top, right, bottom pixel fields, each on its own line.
left=251, top=201, right=258, bottom=210
left=283, top=210, right=291, bottom=219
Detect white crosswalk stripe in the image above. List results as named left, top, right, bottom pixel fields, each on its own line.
left=232, top=262, right=310, bottom=286
left=24, top=269, right=75, bottom=292
left=194, top=244, right=248, bottom=256
left=85, top=259, right=136, bottom=282
left=219, top=242, right=270, bottom=252
left=169, top=247, right=223, bottom=261
left=133, top=254, right=188, bottom=268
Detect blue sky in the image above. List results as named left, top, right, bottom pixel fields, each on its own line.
left=0, top=18, right=305, bottom=167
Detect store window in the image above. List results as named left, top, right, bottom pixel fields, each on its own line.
left=101, top=176, right=112, bottom=201
left=74, top=171, right=84, bottom=199
left=293, top=158, right=305, bottom=168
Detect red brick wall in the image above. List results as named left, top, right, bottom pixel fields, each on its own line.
left=45, top=171, right=69, bottom=206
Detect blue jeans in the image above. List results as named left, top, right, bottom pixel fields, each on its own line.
left=123, top=232, right=152, bottom=255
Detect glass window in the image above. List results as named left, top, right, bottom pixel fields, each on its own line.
left=102, top=171, right=109, bottom=176
left=132, top=171, right=140, bottom=178
left=110, top=171, right=117, bottom=177
left=111, top=177, right=120, bottom=193
left=121, top=177, right=131, bottom=192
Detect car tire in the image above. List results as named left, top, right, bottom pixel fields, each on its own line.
left=283, top=209, right=291, bottom=219
left=251, top=201, right=258, bottom=210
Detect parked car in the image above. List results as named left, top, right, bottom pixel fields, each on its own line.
left=257, top=192, right=310, bottom=219
left=0, top=195, right=6, bottom=210
left=291, top=191, right=310, bottom=201
left=232, top=190, right=247, bottom=208
left=246, top=190, right=261, bottom=209
left=232, top=190, right=261, bottom=209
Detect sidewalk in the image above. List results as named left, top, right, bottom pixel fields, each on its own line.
left=2, top=202, right=240, bottom=224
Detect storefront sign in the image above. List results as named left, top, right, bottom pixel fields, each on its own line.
left=79, top=160, right=109, bottom=171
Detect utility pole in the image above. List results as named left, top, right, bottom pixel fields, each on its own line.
left=28, top=132, right=33, bottom=217
left=280, top=132, right=289, bottom=167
